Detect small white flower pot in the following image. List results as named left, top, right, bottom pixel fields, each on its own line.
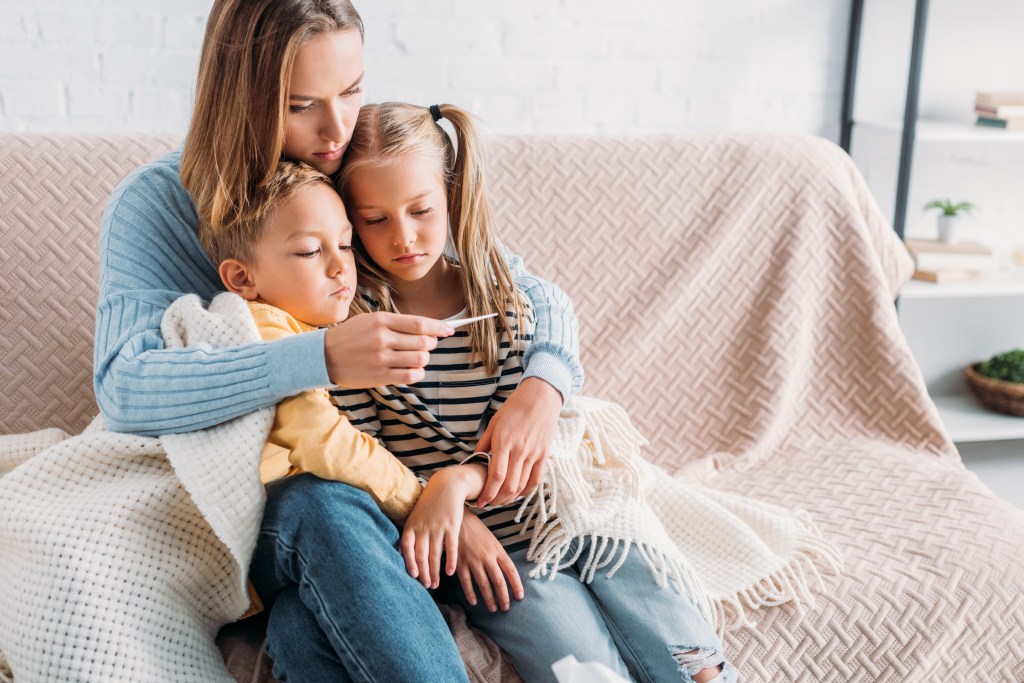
left=937, top=213, right=965, bottom=244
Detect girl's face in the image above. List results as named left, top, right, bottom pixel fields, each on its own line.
left=283, top=29, right=364, bottom=176
left=346, top=154, right=450, bottom=286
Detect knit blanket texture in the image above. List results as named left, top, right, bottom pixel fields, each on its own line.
left=0, top=293, right=272, bottom=683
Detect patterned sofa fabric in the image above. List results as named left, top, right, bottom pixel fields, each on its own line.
left=1, top=133, right=1022, bottom=682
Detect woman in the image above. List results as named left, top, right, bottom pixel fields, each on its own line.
left=94, top=0, right=582, bottom=679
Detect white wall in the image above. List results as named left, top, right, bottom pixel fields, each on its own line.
left=0, top=0, right=852, bottom=139
left=854, top=0, right=1024, bottom=124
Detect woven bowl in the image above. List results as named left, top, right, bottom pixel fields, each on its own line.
left=966, top=364, right=1024, bottom=417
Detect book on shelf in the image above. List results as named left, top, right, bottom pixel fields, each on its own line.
left=905, top=239, right=991, bottom=256
left=975, top=104, right=1024, bottom=119
left=904, top=239, right=998, bottom=273
left=975, top=92, right=1024, bottom=108
left=911, top=269, right=985, bottom=284
left=976, top=116, right=1024, bottom=131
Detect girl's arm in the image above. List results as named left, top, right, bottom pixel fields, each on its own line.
left=401, top=465, right=524, bottom=612
left=504, top=248, right=584, bottom=400
left=456, top=513, right=524, bottom=613
left=400, top=463, right=488, bottom=590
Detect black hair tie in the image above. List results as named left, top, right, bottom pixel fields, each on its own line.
left=429, top=104, right=443, bottom=122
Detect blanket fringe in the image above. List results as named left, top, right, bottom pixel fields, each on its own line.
left=517, top=397, right=844, bottom=635
left=525, top=523, right=719, bottom=628
left=712, top=513, right=845, bottom=635
left=524, top=516, right=842, bottom=636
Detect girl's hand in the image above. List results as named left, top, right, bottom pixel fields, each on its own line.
left=400, top=464, right=486, bottom=589
left=475, top=377, right=561, bottom=508
left=324, top=312, right=454, bottom=388
left=456, top=513, right=525, bottom=613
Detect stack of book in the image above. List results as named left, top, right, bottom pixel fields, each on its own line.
left=975, top=92, right=1024, bottom=130
left=906, top=239, right=998, bottom=284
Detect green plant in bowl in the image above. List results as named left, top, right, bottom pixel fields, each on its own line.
left=976, top=349, right=1024, bottom=384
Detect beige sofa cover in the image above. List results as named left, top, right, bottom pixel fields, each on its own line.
left=2, top=132, right=1022, bottom=682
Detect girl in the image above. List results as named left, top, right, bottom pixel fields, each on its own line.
left=334, top=102, right=733, bottom=683
left=95, top=0, right=581, bottom=679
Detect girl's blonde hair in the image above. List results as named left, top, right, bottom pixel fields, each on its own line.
left=182, top=0, right=362, bottom=243
left=338, top=103, right=527, bottom=373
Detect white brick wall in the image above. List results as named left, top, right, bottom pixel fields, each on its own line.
left=0, top=0, right=850, bottom=139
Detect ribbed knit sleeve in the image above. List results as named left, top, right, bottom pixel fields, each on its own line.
left=504, top=248, right=584, bottom=400
left=93, top=149, right=331, bottom=436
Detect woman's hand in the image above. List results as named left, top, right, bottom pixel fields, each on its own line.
left=400, top=464, right=486, bottom=590
left=475, top=377, right=562, bottom=508
left=456, top=513, right=524, bottom=613
left=324, top=312, right=453, bottom=388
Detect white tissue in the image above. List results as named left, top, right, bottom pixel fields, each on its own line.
left=551, top=654, right=631, bottom=683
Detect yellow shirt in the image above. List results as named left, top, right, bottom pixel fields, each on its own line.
left=249, top=301, right=422, bottom=521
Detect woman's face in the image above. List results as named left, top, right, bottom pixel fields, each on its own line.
left=283, top=29, right=364, bottom=176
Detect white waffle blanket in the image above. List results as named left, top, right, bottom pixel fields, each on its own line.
left=0, top=293, right=271, bottom=683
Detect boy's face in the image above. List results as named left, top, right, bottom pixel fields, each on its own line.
left=345, top=153, right=449, bottom=285
left=244, top=183, right=356, bottom=327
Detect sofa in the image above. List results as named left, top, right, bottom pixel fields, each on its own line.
left=2, top=131, right=1023, bottom=682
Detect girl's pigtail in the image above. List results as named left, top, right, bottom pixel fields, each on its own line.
left=437, top=104, right=528, bottom=373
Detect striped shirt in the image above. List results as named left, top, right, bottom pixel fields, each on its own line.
left=331, top=300, right=536, bottom=550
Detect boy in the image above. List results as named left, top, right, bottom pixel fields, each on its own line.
left=200, top=161, right=421, bottom=519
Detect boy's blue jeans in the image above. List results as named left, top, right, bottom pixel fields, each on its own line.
left=248, top=474, right=470, bottom=683
left=455, top=541, right=737, bottom=683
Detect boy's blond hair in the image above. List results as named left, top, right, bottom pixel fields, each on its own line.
left=201, top=160, right=331, bottom=266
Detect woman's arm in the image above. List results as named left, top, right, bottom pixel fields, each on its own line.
left=94, top=152, right=450, bottom=436
left=504, top=248, right=584, bottom=400
left=94, top=151, right=329, bottom=435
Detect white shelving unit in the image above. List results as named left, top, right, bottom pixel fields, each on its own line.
left=930, top=395, right=1024, bottom=443
left=900, top=269, right=1024, bottom=300
left=856, top=118, right=1024, bottom=144
left=897, top=282, right=1024, bottom=443
left=844, top=1, right=1024, bottom=446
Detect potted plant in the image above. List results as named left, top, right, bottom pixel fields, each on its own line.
left=966, top=349, right=1024, bottom=416
left=924, top=198, right=974, bottom=244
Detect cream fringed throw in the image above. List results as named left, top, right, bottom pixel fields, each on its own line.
left=520, top=396, right=844, bottom=632
left=0, top=294, right=272, bottom=683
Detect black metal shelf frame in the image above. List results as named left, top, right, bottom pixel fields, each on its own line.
left=841, top=0, right=931, bottom=240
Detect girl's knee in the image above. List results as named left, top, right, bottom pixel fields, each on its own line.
left=670, top=645, right=732, bottom=683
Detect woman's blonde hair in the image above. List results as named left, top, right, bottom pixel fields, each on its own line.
left=200, top=161, right=331, bottom=267
left=338, top=103, right=527, bottom=373
left=182, top=0, right=362, bottom=244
